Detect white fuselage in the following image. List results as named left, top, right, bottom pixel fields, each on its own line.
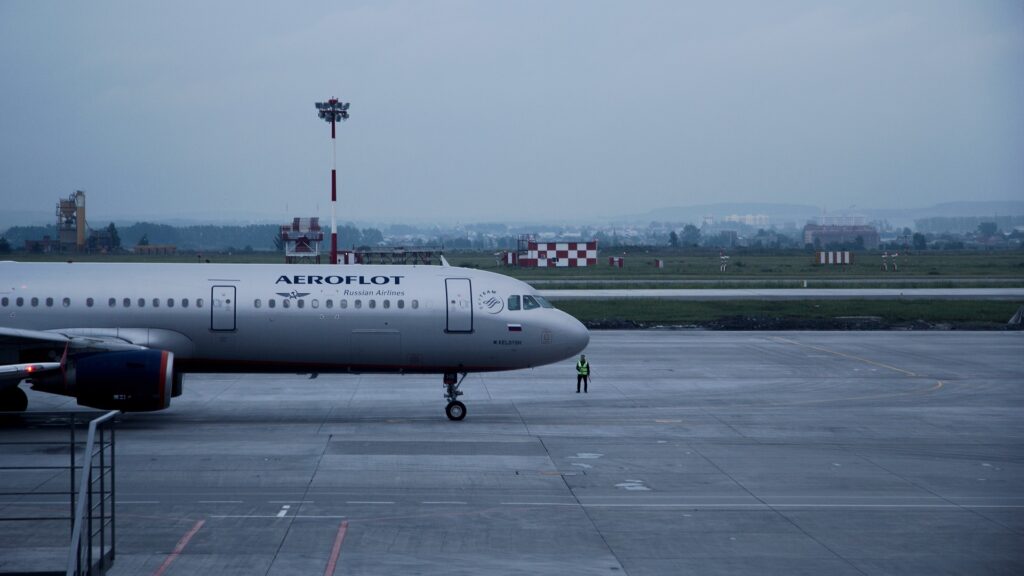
left=0, top=262, right=589, bottom=374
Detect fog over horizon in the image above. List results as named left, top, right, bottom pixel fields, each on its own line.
left=1, top=1, right=1021, bottom=227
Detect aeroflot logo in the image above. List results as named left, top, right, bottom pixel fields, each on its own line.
left=275, top=275, right=404, bottom=286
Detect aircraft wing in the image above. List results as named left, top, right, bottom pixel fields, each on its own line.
left=0, top=326, right=145, bottom=387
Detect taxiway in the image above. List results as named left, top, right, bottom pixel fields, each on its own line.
left=2, top=331, right=1022, bottom=575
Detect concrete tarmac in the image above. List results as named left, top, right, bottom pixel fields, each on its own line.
left=2, top=331, right=1023, bottom=575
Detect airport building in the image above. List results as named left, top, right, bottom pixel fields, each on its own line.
left=802, top=224, right=879, bottom=249
left=502, top=235, right=599, bottom=267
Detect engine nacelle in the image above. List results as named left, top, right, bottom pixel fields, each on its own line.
left=32, top=350, right=174, bottom=412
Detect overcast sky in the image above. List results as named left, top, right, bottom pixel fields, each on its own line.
left=1, top=1, right=1021, bottom=225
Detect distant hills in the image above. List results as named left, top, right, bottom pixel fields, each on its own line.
left=3, top=201, right=1022, bottom=234
left=626, top=201, right=1024, bottom=227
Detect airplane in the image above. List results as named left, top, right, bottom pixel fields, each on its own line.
left=0, top=261, right=590, bottom=420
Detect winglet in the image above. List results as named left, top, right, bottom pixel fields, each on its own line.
left=440, top=255, right=451, bottom=267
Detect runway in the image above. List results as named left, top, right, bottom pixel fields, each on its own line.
left=541, top=287, right=1024, bottom=300
left=2, top=331, right=1023, bottom=575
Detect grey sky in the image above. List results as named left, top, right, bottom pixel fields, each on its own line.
left=1, top=1, right=1021, bottom=225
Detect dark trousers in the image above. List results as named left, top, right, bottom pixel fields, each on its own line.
left=577, top=375, right=588, bottom=392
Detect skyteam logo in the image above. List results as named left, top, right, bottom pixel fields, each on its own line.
left=477, top=289, right=504, bottom=314
left=276, top=291, right=310, bottom=300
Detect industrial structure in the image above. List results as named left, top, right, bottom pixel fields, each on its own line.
left=56, top=190, right=87, bottom=252
left=280, top=217, right=324, bottom=263
left=500, top=235, right=598, bottom=267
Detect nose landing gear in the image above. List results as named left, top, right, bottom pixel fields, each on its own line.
left=443, top=372, right=467, bottom=421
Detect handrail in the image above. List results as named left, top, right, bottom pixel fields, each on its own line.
left=66, top=410, right=119, bottom=576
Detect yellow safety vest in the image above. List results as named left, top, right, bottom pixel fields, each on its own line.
left=576, top=360, right=589, bottom=376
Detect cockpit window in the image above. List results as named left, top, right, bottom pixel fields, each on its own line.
left=507, top=295, right=521, bottom=311
left=522, top=295, right=540, bottom=310
left=535, top=295, right=554, bottom=309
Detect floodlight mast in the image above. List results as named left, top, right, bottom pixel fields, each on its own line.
left=315, top=98, right=350, bottom=264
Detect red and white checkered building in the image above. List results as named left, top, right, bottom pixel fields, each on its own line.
left=519, top=240, right=598, bottom=267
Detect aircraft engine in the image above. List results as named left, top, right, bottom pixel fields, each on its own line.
left=31, top=350, right=174, bottom=412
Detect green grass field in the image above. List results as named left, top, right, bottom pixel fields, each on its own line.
left=554, top=299, right=1022, bottom=326
left=12, top=249, right=1024, bottom=281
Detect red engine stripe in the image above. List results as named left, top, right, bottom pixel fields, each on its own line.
left=158, top=351, right=169, bottom=408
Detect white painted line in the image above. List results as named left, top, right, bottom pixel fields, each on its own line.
left=276, top=504, right=290, bottom=518
left=346, top=501, right=394, bottom=505
left=501, top=502, right=578, bottom=507
left=209, top=515, right=348, bottom=519
left=574, top=503, right=1024, bottom=509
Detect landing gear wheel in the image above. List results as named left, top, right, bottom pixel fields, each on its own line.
left=445, top=401, right=466, bottom=421
left=0, top=386, right=28, bottom=413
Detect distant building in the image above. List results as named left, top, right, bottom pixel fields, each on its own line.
left=803, top=224, right=879, bottom=249
left=280, top=217, right=324, bottom=264
left=135, top=245, right=177, bottom=255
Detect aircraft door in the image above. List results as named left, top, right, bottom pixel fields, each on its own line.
left=211, top=285, right=236, bottom=331
left=445, top=278, right=473, bottom=333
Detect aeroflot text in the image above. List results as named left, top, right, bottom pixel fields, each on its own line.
left=275, top=275, right=404, bottom=286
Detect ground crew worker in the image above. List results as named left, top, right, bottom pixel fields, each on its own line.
left=576, top=354, right=590, bottom=393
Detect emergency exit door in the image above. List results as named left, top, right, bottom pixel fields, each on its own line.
left=445, top=278, right=473, bottom=333
left=210, top=285, right=236, bottom=331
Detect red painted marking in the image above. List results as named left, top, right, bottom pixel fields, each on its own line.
left=158, top=351, right=169, bottom=408
left=324, top=520, right=349, bottom=576
left=153, top=519, right=205, bottom=576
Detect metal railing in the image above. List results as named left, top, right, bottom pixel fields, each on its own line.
left=0, top=410, right=119, bottom=576
left=66, top=410, right=118, bottom=576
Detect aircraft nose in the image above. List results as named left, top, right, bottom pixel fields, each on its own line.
left=564, top=314, right=590, bottom=356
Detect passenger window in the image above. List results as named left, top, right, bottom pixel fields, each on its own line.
left=108, top=298, right=116, bottom=307
left=46, top=297, right=54, bottom=307
left=340, top=299, right=348, bottom=309
left=354, top=299, right=362, bottom=309
left=523, top=295, right=540, bottom=310
left=535, top=296, right=554, bottom=309
left=397, top=299, right=405, bottom=309
left=508, top=295, right=521, bottom=311
left=197, top=298, right=204, bottom=308
left=325, top=299, right=333, bottom=309
left=62, top=298, right=71, bottom=308
left=383, top=299, right=390, bottom=309
left=297, top=300, right=305, bottom=309
left=283, top=299, right=290, bottom=308
left=86, top=298, right=94, bottom=307
left=312, top=299, right=319, bottom=309
left=31, top=297, right=39, bottom=307
left=138, top=298, right=145, bottom=308
left=152, top=298, right=160, bottom=308
left=411, top=299, right=419, bottom=309
left=123, top=298, right=131, bottom=307
left=167, top=298, right=174, bottom=308
left=1, top=297, right=7, bottom=306
left=16, top=297, right=23, bottom=307
left=369, top=299, right=376, bottom=309
left=254, top=299, right=261, bottom=309
left=182, top=298, right=189, bottom=308
left=269, top=299, right=276, bottom=309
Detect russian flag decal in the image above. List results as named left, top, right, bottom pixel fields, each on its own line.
left=507, top=324, right=522, bottom=332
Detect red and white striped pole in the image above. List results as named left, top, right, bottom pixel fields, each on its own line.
left=315, top=98, right=350, bottom=265
left=330, top=108, right=337, bottom=265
